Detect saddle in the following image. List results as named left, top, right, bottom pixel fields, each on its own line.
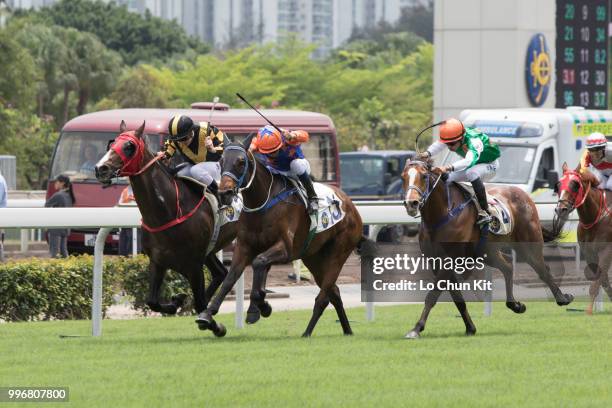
left=452, top=182, right=513, bottom=235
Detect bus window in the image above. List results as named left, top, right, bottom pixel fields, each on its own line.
left=50, top=132, right=162, bottom=182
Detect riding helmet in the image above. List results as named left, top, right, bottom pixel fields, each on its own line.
left=168, top=114, right=194, bottom=141
left=439, top=118, right=465, bottom=144
left=256, top=125, right=284, bottom=154
left=585, top=132, right=607, bottom=150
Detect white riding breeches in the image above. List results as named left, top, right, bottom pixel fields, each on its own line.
left=177, top=161, right=221, bottom=186
left=447, top=159, right=499, bottom=183
left=269, top=159, right=311, bottom=178
left=591, top=167, right=612, bottom=190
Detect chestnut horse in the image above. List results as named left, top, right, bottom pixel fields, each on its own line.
left=95, top=121, right=237, bottom=337
left=402, top=159, right=574, bottom=338
left=554, top=163, right=612, bottom=314
left=196, top=136, right=364, bottom=337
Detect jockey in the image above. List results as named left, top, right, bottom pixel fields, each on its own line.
left=164, top=114, right=224, bottom=198
left=580, top=132, right=612, bottom=190
left=419, top=118, right=501, bottom=225
left=248, top=125, right=318, bottom=214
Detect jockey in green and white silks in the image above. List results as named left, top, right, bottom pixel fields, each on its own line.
left=419, top=118, right=501, bottom=225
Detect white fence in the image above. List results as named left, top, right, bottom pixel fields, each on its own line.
left=0, top=201, right=581, bottom=336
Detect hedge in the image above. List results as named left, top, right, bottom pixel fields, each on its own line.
left=0, top=255, right=203, bottom=322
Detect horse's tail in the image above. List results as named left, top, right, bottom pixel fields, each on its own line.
left=355, top=235, right=377, bottom=256
left=541, top=215, right=566, bottom=243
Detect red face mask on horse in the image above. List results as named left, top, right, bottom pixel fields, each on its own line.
left=557, top=170, right=587, bottom=208
left=110, top=131, right=146, bottom=176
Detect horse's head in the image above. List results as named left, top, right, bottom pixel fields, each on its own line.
left=554, top=162, right=598, bottom=218
left=401, top=158, right=442, bottom=216
left=95, top=120, right=146, bottom=185
left=218, top=133, right=256, bottom=206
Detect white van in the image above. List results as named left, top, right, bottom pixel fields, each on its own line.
left=445, top=107, right=612, bottom=195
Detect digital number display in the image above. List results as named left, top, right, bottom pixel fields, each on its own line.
left=556, top=0, right=609, bottom=109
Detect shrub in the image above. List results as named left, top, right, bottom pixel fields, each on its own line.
left=0, top=255, right=207, bottom=321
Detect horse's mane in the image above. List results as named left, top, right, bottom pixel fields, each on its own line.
left=576, top=166, right=601, bottom=188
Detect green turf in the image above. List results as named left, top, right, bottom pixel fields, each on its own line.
left=0, top=302, right=610, bottom=407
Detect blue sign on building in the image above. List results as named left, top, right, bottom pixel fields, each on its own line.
left=525, top=33, right=551, bottom=107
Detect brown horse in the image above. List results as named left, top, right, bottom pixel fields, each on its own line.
left=196, top=136, right=364, bottom=337
left=554, top=163, right=612, bottom=314
left=401, top=159, right=573, bottom=338
left=95, top=121, right=237, bottom=336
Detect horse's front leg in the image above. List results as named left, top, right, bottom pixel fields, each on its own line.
left=246, top=265, right=271, bottom=324
left=246, top=242, right=290, bottom=324
left=146, top=261, right=185, bottom=315
left=204, top=253, right=228, bottom=305
left=197, top=243, right=254, bottom=328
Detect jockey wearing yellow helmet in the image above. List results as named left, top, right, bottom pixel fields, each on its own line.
left=580, top=132, right=612, bottom=190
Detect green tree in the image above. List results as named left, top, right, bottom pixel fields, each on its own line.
left=95, top=65, right=173, bottom=110
left=16, top=0, right=209, bottom=65
left=0, top=29, right=39, bottom=110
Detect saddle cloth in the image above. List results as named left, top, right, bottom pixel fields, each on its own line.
left=289, top=179, right=346, bottom=233
left=456, top=182, right=513, bottom=235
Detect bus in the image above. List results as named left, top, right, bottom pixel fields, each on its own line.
left=48, top=102, right=340, bottom=253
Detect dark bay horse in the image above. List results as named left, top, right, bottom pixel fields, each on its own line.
left=555, top=163, right=612, bottom=314
left=402, top=159, right=573, bottom=338
left=197, top=136, right=364, bottom=337
left=95, top=121, right=237, bottom=336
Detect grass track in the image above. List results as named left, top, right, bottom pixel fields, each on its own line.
left=1, top=302, right=610, bottom=407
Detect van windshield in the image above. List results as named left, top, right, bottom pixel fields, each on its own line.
left=340, top=156, right=384, bottom=193
left=443, top=145, right=535, bottom=184
left=50, top=131, right=162, bottom=182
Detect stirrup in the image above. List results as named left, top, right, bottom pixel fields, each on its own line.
left=308, top=198, right=319, bottom=214
left=476, top=210, right=492, bottom=225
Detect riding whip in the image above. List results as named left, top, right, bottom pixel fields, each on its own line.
left=236, top=93, right=284, bottom=134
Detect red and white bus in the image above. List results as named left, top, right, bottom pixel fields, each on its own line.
left=47, top=102, right=340, bottom=253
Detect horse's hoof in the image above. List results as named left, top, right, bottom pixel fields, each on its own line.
left=195, top=312, right=212, bottom=330
left=404, top=330, right=420, bottom=339
left=213, top=323, right=227, bottom=338
left=245, top=311, right=261, bottom=325
left=258, top=301, right=272, bottom=318
left=171, top=293, right=188, bottom=308
left=507, top=302, right=526, bottom=314
left=557, top=293, right=574, bottom=306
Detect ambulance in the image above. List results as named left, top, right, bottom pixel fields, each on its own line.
left=446, top=107, right=612, bottom=196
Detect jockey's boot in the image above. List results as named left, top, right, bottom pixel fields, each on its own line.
left=207, top=180, right=220, bottom=202
left=471, top=177, right=492, bottom=226
left=298, top=173, right=319, bottom=214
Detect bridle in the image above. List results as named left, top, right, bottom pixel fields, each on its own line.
left=556, top=170, right=590, bottom=212
left=221, top=144, right=273, bottom=212
left=107, top=132, right=164, bottom=178
left=403, top=160, right=444, bottom=211
left=557, top=170, right=611, bottom=229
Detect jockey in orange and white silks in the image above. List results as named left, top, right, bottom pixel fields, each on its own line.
left=249, top=125, right=318, bottom=214
left=580, top=132, right=612, bottom=191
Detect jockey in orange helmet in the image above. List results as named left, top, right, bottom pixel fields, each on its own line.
left=580, top=132, right=612, bottom=190
left=419, top=118, right=501, bottom=225
left=249, top=125, right=318, bottom=214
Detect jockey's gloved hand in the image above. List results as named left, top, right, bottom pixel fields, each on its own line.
left=415, top=151, right=431, bottom=161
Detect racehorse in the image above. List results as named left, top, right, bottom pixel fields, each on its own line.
left=95, top=121, right=236, bottom=337
left=554, top=163, right=612, bottom=314
left=402, top=158, right=574, bottom=338
left=196, top=135, right=364, bottom=337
